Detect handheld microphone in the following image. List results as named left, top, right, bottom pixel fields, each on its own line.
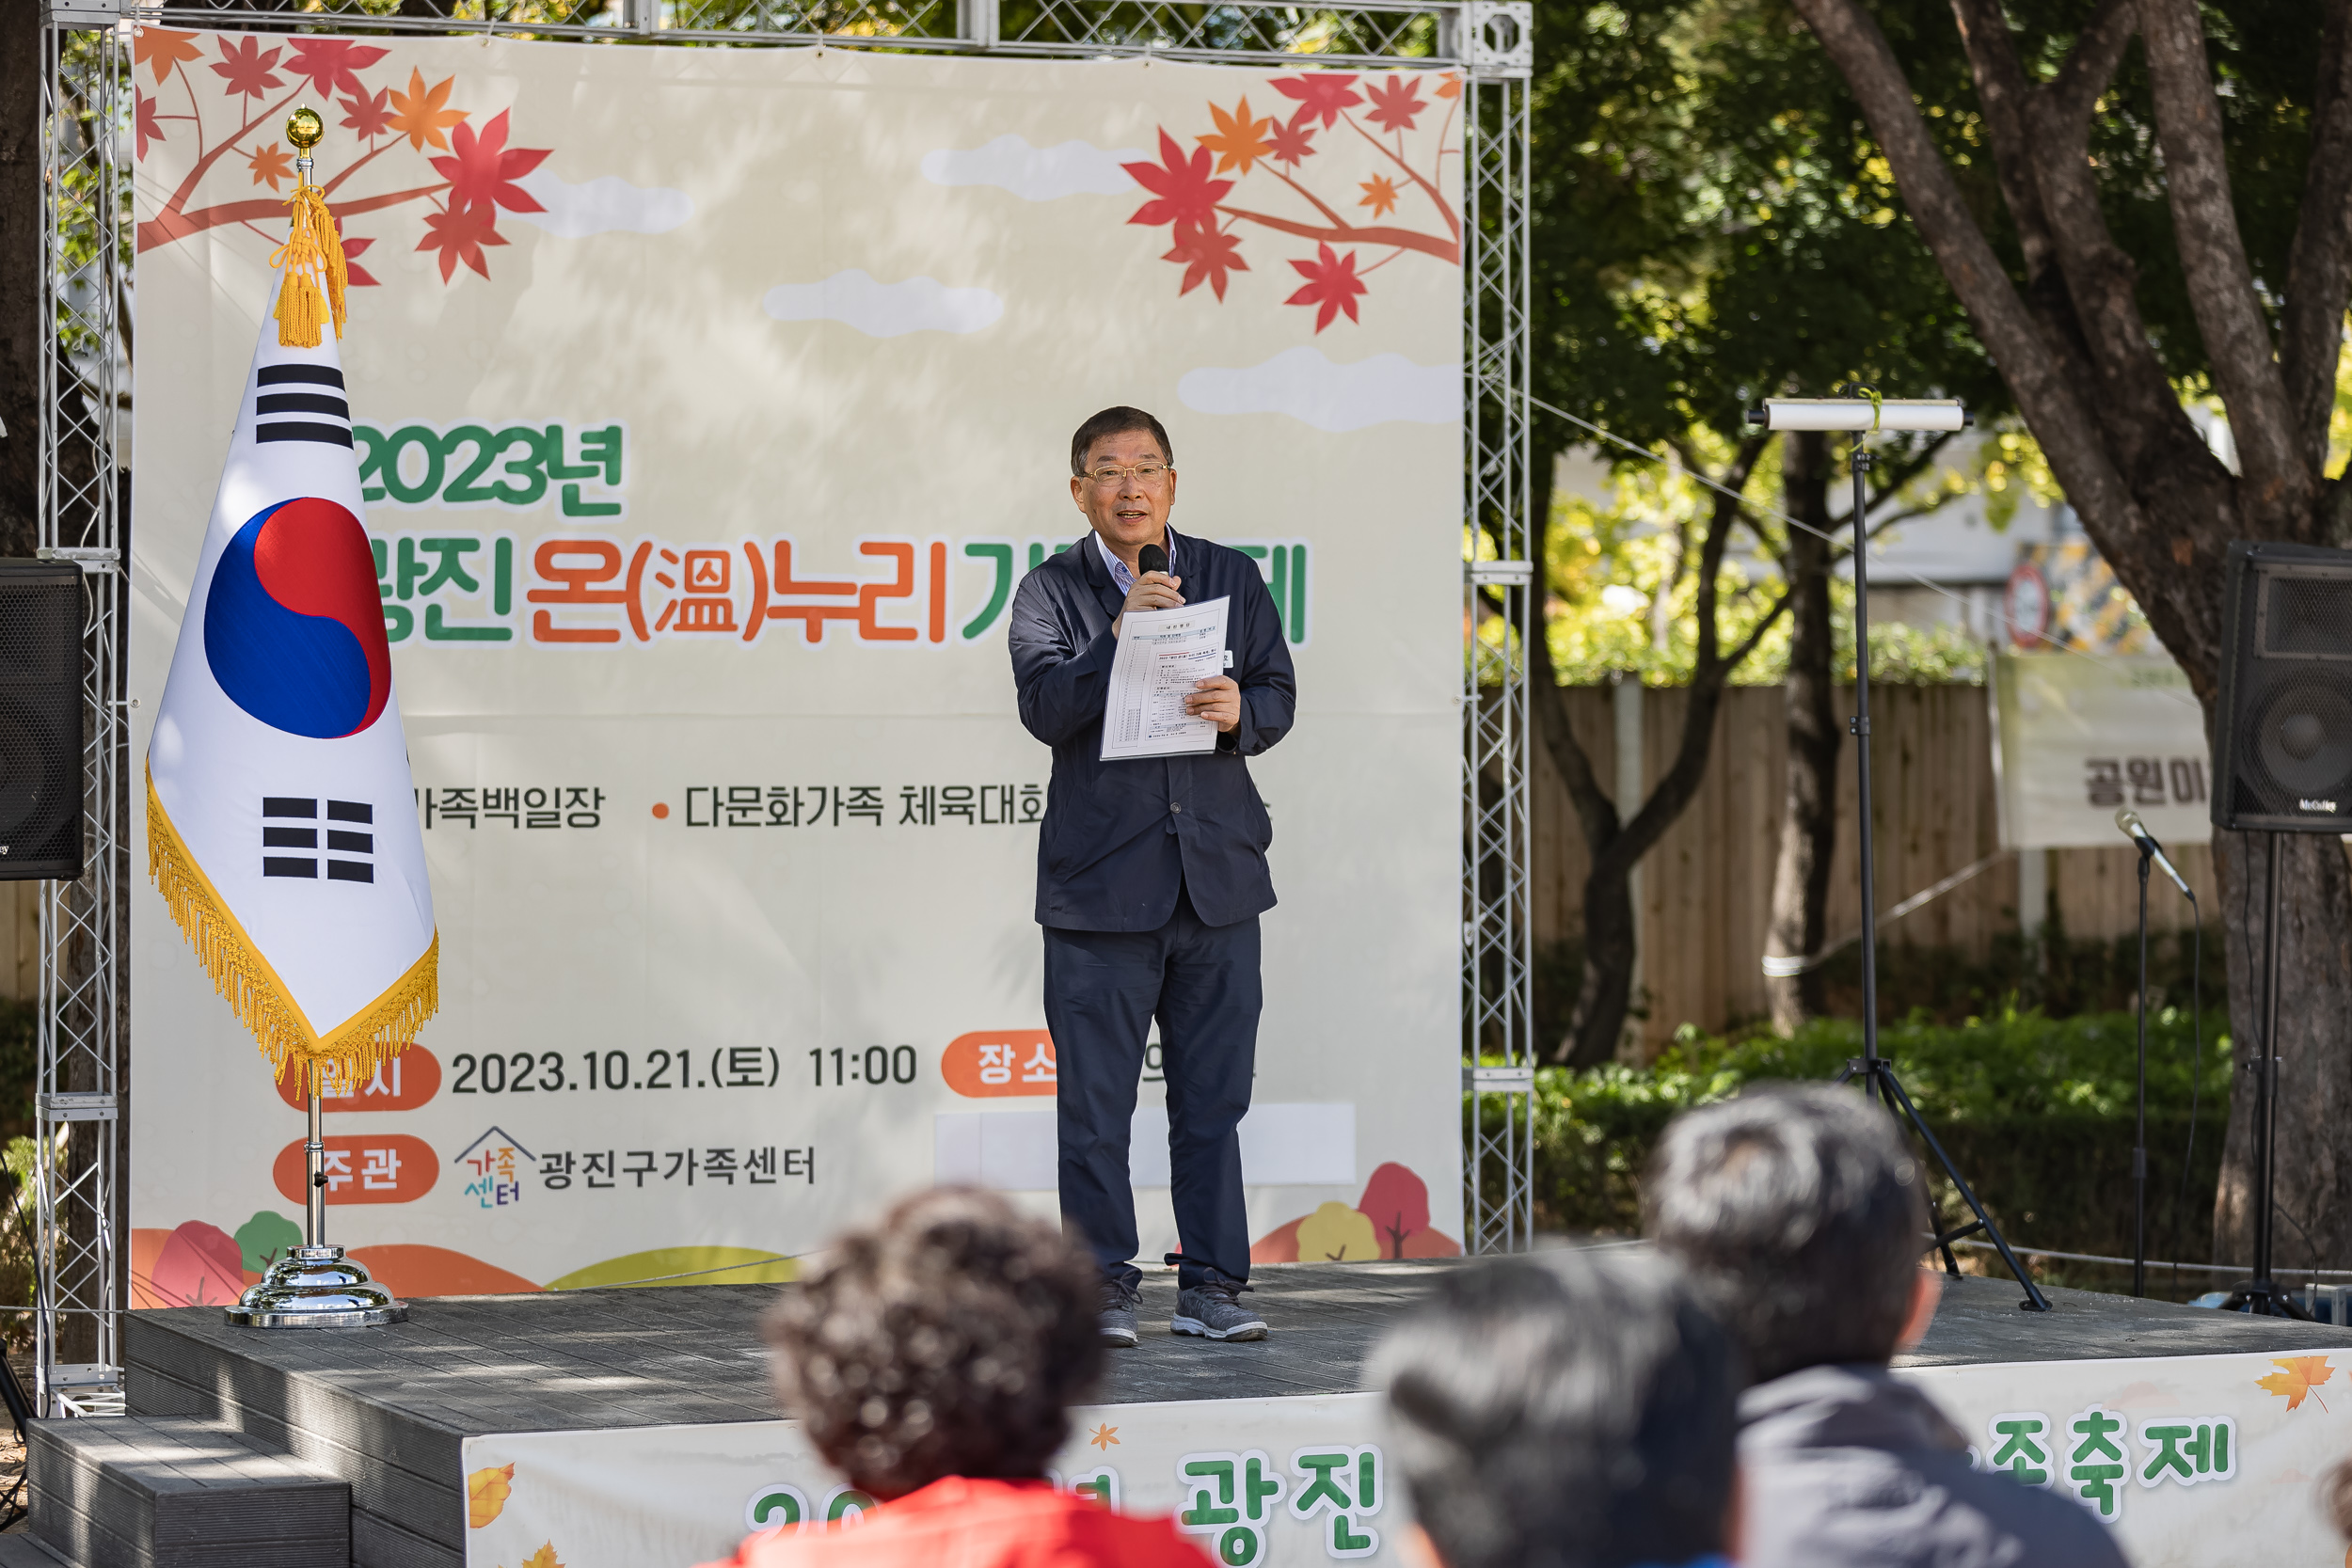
left=2114, top=807, right=2193, bottom=898
left=1137, top=543, right=1168, bottom=578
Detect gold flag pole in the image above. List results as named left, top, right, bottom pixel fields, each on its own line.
left=222, top=108, right=406, bottom=1332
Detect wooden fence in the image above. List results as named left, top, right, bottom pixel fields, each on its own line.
left=1525, top=683, right=2221, bottom=1049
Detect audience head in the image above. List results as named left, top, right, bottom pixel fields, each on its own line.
left=1372, top=1248, right=1740, bottom=1568
left=764, top=1187, right=1103, bottom=1498
left=2326, top=1453, right=2352, bottom=1543
left=1644, top=1084, right=1931, bottom=1384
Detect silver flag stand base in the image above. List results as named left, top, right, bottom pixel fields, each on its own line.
left=225, top=1244, right=407, bottom=1329
left=227, top=1074, right=406, bottom=1328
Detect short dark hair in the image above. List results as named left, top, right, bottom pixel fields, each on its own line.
left=1644, top=1085, right=1930, bottom=1383
left=1371, top=1250, right=1740, bottom=1568
left=1070, top=406, right=1172, bottom=476
left=764, top=1188, right=1103, bottom=1497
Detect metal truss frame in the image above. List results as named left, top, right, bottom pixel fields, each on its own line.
left=37, top=18, right=131, bottom=1418
left=35, top=0, right=1535, bottom=1392
left=1458, top=14, right=1533, bottom=1257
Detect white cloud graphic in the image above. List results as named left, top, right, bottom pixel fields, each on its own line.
left=919, top=135, right=1144, bottom=201
left=508, top=168, right=692, bottom=238
left=1178, top=347, right=1461, bottom=433
left=760, top=270, right=1005, bottom=338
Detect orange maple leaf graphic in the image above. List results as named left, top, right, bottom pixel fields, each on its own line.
left=516, top=1545, right=562, bottom=1568
left=1434, top=71, right=1462, bottom=100
left=134, top=27, right=204, bottom=86
left=388, top=69, right=468, bottom=152
left=468, top=1463, right=516, bottom=1529
left=247, top=142, right=292, bottom=192
left=1089, top=1422, right=1120, bottom=1449
left=1359, top=174, right=1400, bottom=218
left=2257, top=1355, right=2334, bottom=1412
left=1197, top=97, right=1275, bottom=177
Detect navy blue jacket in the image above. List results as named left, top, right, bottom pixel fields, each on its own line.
left=1009, top=527, right=1297, bottom=931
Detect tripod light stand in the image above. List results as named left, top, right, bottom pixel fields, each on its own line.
left=1750, top=393, right=2050, bottom=1312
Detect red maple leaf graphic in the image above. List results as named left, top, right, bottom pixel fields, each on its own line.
left=284, top=40, right=389, bottom=102
left=1265, top=119, right=1316, bottom=167
left=341, top=87, right=393, bottom=143
left=1123, top=129, right=1232, bottom=231
left=1270, top=73, right=1361, bottom=131
left=418, top=201, right=507, bottom=282
left=209, top=37, right=284, bottom=102
left=1163, top=221, right=1248, bottom=301
left=135, top=90, right=163, bottom=162
left=1285, top=243, right=1366, bottom=331
left=341, top=235, right=380, bottom=289
left=429, top=110, right=550, bottom=216
left=1363, top=74, right=1425, bottom=135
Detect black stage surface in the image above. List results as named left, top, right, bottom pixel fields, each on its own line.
left=120, top=1259, right=2352, bottom=1568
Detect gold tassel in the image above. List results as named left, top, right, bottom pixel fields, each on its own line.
left=269, top=175, right=349, bottom=349
left=148, top=772, right=436, bottom=1085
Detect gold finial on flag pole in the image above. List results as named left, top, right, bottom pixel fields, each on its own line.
left=287, top=103, right=323, bottom=179
left=272, top=105, right=348, bottom=348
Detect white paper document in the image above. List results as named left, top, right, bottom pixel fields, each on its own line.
left=1100, top=596, right=1232, bottom=761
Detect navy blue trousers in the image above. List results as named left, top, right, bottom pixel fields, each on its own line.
left=1043, top=888, right=1259, bottom=1293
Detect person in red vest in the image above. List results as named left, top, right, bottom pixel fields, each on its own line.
left=698, top=1188, right=1208, bottom=1568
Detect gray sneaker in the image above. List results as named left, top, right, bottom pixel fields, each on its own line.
left=1099, top=1281, right=1139, bottom=1348
left=1171, top=1281, right=1267, bottom=1341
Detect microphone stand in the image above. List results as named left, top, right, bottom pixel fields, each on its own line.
left=2132, top=842, right=2150, bottom=1297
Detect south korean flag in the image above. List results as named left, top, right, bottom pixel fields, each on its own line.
left=147, top=269, right=437, bottom=1086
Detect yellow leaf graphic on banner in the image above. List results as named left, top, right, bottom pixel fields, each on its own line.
left=468, top=1464, right=516, bottom=1528
left=2257, top=1355, right=2334, bottom=1412
left=519, top=1545, right=562, bottom=1568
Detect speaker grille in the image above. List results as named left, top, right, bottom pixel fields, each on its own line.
left=0, top=562, right=85, bottom=879
left=2215, top=544, right=2352, bottom=832
left=2257, top=569, right=2352, bottom=660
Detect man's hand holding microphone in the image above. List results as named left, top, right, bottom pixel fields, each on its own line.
left=1115, top=542, right=1240, bottom=734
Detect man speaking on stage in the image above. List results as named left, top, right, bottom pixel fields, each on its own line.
left=1008, top=406, right=1297, bottom=1349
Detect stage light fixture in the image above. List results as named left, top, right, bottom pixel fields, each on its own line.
left=1746, top=397, right=1970, bottom=433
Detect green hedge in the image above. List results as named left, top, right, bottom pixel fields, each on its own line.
left=1481, top=1008, right=2233, bottom=1292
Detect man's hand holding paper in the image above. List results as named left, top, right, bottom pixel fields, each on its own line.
left=1101, top=596, right=1232, bottom=761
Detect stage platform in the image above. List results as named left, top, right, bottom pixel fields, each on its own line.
left=109, top=1259, right=2352, bottom=1568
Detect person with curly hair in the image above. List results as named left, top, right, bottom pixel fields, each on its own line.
left=697, top=1188, right=1209, bottom=1568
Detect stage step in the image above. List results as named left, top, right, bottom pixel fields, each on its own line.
left=28, top=1414, right=349, bottom=1568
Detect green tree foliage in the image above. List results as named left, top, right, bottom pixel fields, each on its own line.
left=1508, top=0, right=2019, bottom=1059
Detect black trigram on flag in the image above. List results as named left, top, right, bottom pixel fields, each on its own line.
left=262, top=798, right=374, bottom=882
left=253, top=364, right=353, bottom=448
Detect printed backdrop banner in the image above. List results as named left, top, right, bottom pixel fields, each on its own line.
left=460, top=1348, right=2352, bottom=1567
left=132, top=32, right=1465, bottom=1300
left=1993, top=653, right=2213, bottom=850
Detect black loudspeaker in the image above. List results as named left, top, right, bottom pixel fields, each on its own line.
left=0, top=560, right=85, bottom=879
left=2213, top=540, right=2352, bottom=833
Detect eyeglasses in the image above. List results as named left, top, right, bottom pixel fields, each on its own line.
left=1083, top=463, right=1171, bottom=488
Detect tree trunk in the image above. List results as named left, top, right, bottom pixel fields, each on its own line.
left=1526, top=436, right=1785, bottom=1067
left=1787, top=0, right=2352, bottom=1281
left=1765, top=430, right=1840, bottom=1029
left=0, top=16, right=41, bottom=559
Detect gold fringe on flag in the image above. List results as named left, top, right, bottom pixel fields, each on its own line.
left=269, top=176, right=348, bottom=349
left=147, top=771, right=437, bottom=1085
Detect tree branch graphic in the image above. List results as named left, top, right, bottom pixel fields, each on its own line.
left=132, top=30, right=550, bottom=287
left=1123, top=71, right=1462, bottom=329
